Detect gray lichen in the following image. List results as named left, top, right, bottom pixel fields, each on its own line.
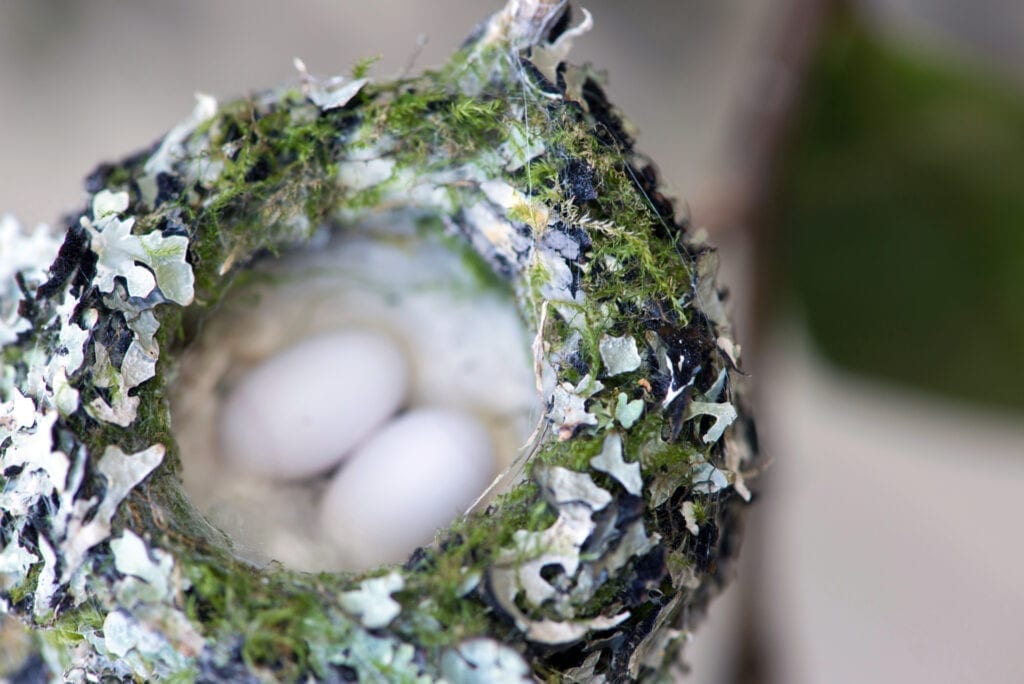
left=0, top=1, right=760, bottom=681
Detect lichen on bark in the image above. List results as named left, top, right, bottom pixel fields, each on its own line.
left=0, top=2, right=760, bottom=681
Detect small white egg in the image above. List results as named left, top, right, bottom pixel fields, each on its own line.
left=319, top=407, right=497, bottom=570
left=218, top=330, right=408, bottom=480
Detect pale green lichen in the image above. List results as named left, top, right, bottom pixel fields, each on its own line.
left=590, top=432, right=642, bottom=496
left=441, top=638, right=533, bottom=683
left=339, top=573, right=405, bottom=630
left=598, top=334, right=642, bottom=376
left=614, top=391, right=645, bottom=429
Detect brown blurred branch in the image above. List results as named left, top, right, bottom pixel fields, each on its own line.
left=710, top=3, right=840, bottom=684
left=707, top=0, right=839, bottom=355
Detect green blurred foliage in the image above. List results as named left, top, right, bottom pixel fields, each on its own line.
left=779, top=14, right=1024, bottom=409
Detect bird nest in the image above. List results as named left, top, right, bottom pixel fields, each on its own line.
left=0, top=2, right=758, bottom=680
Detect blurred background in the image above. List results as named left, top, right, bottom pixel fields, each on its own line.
left=2, top=1, right=1022, bottom=682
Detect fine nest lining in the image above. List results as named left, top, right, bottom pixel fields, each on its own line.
left=171, top=213, right=538, bottom=573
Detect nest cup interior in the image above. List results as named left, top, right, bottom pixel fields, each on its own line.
left=170, top=213, right=539, bottom=573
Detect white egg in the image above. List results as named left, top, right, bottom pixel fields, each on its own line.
left=319, top=407, right=497, bottom=571
left=218, top=330, right=408, bottom=480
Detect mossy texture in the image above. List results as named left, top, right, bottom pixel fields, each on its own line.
left=0, top=3, right=757, bottom=681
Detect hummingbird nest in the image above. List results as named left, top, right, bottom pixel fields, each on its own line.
left=0, top=2, right=759, bottom=680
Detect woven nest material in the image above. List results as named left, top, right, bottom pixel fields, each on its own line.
left=0, top=2, right=759, bottom=681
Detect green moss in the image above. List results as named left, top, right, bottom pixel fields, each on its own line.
left=351, top=56, right=381, bottom=80
left=241, top=602, right=315, bottom=671
left=4, top=562, right=40, bottom=611
left=535, top=430, right=604, bottom=471
left=176, top=96, right=348, bottom=305
left=103, top=165, right=135, bottom=191
left=504, top=109, right=694, bottom=335
left=179, top=553, right=354, bottom=681
left=48, top=601, right=104, bottom=646
left=630, top=410, right=701, bottom=474
left=445, top=97, right=506, bottom=152
left=691, top=500, right=710, bottom=525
